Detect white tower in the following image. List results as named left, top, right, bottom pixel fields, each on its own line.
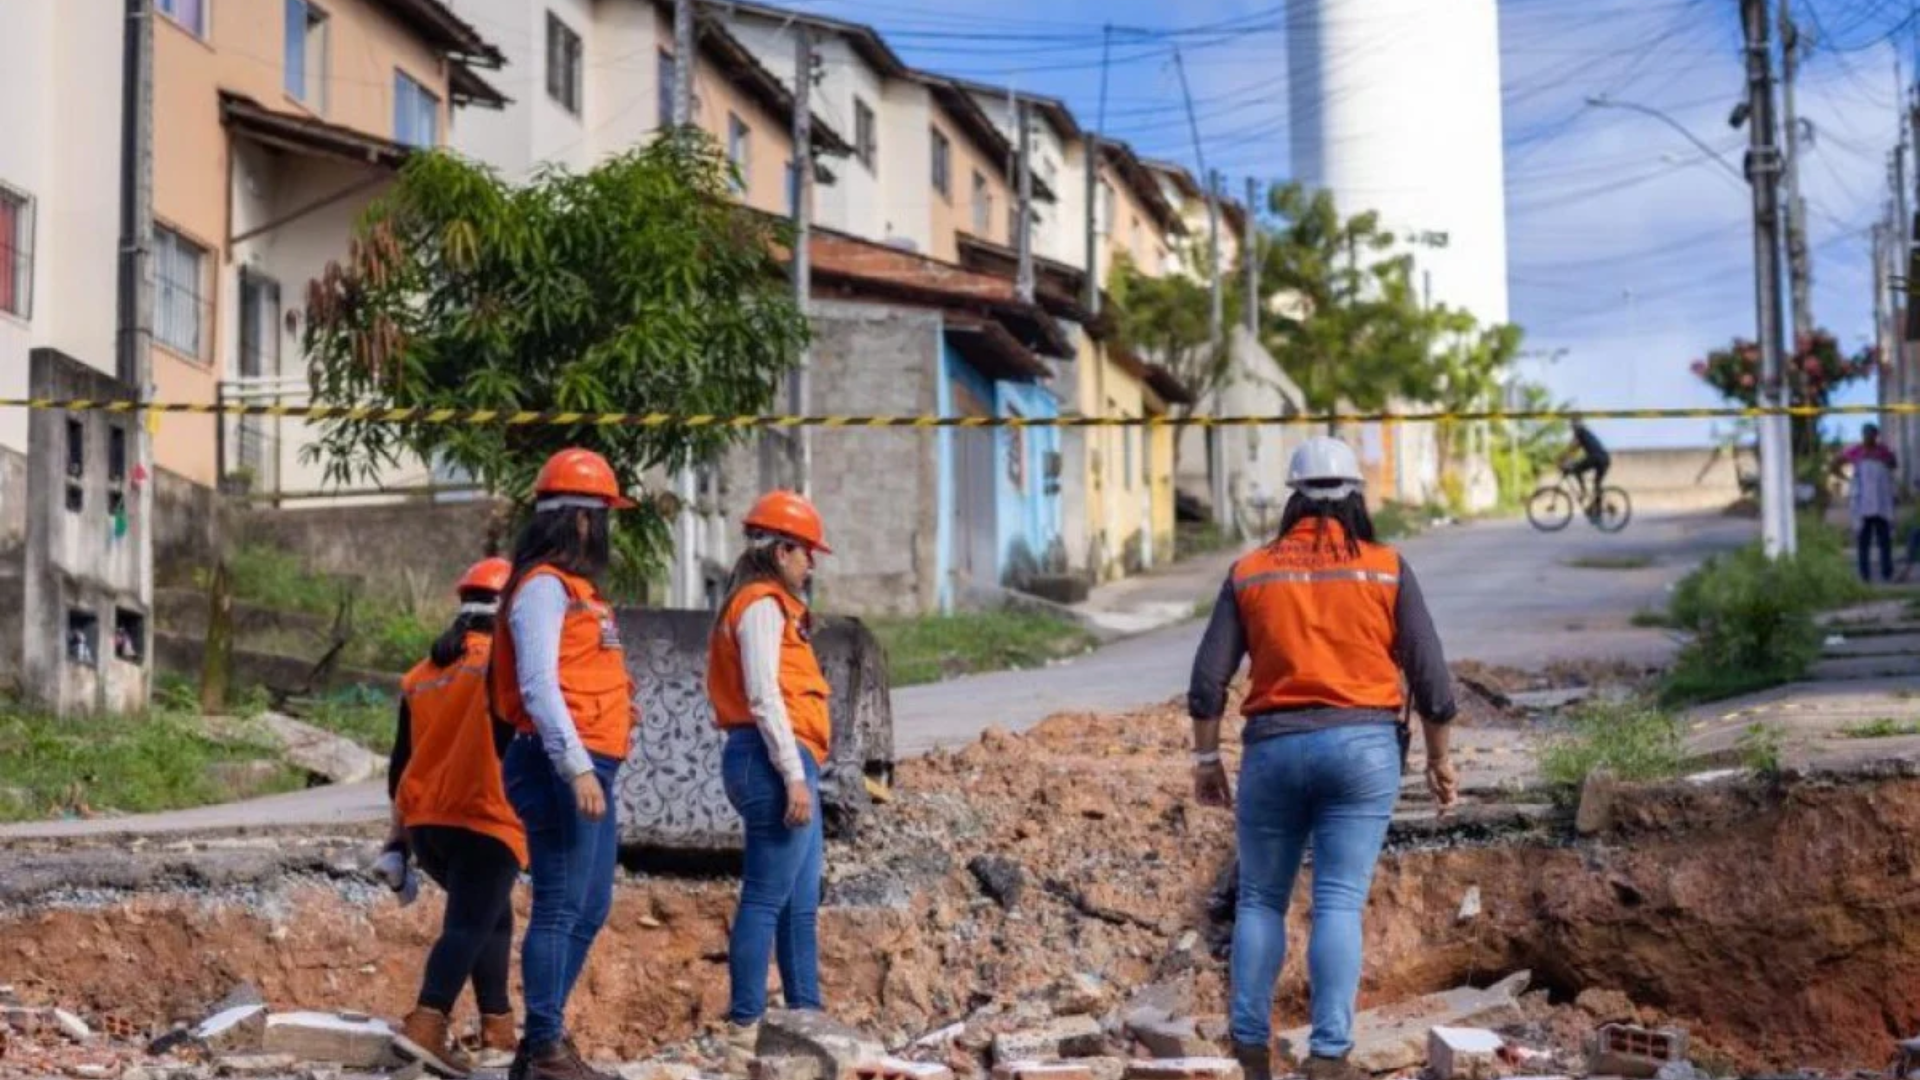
left=1286, top=0, right=1510, bottom=326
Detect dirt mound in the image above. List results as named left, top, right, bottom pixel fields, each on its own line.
left=3, top=706, right=1920, bottom=1072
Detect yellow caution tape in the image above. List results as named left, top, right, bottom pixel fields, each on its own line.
left=7, top=398, right=1915, bottom=429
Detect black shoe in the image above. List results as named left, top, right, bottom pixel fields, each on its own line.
left=1231, top=1042, right=1274, bottom=1080
left=507, top=1040, right=531, bottom=1080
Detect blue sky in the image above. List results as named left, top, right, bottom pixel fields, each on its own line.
left=783, top=0, right=1910, bottom=450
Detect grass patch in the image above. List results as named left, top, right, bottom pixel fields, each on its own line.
left=1841, top=717, right=1920, bottom=739
left=299, top=686, right=400, bottom=755
left=1657, top=516, right=1868, bottom=706
left=211, top=544, right=441, bottom=675
left=0, top=702, right=303, bottom=823
left=1539, top=699, right=1687, bottom=797
left=1374, top=502, right=1434, bottom=542
left=1567, top=554, right=1655, bottom=571
left=872, top=611, right=1097, bottom=688
left=1737, top=722, right=1785, bottom=775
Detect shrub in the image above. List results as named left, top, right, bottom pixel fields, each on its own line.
left=1539, top=700, right=1687, bottom=794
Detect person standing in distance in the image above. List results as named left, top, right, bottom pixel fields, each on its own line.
left=489, top=449, right=637, bottom=1080
left=705, top=492, right=835, bottom=1075
left=1187, top=436, right=1458, bottom=1080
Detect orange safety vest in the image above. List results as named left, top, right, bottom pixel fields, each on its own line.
left=489, top=565, right=636, bottom=763
left=396, top=632, right=529, bottom=867
left=707, top=581, right=832, bottom=765
left=1232, top=519, right=1406, bottom=717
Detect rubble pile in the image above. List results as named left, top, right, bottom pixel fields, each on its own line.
left=6, top=686, right=1920, bottom=1075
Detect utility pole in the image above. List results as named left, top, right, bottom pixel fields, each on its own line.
left=1876, top=220, right=1892, bottom=428
left=789, top=25, right=813, bottom=497
left=1741, top=0, right=1796, bottom=557
left=1780, top=0, right=1814, bottom=346
left=1245, top=176, right=1260, bottom=338
left=1172, top=47, right=1230, bottom=529
left=1016, top=96, right=1035, bottom=303
left=1208, top=170, right=1224, bottom=347
left=672, top=0, right=698, bottom=606
left=117, top=0, right=155, bottom=703
left=1085, top=25, right=1111, bottom=314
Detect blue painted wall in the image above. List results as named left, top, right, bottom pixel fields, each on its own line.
left=936, top=330, right=1064, bottom=608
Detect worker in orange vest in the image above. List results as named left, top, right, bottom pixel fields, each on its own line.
left=489, top=448, right=636, bottom=1080
left=386, top=557, right=526, bottom=1077
left=1186, top=437, right=1458, bottom=1080
left=706, top=491, right=834, bottom=1074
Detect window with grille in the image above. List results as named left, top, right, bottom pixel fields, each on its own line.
left=728, top=114, right=752, bottom=196
left=155, top=226, right=207, bottom=360
left=931, top=128, right=951, bottom=198
left=657, top=50, right=677, bottom=127
left=972, top=171, right=991, bottom=236
left=547, top=12, right=583, bottom=115
left=0, top=186, right=33, bottom=320
left=854, top=98, right=877, bottom=171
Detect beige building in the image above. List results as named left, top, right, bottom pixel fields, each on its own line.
left=147, top=0, right=505, bottom=496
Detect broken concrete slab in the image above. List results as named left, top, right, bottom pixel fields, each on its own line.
left=191, top=1005, right=268, bottom=1055
left=1508, top=687, right=1592, bottom=713
left=216, top=1054, right=298, bottom=1078
left=992, top=1064, right=1095, bottom=1080
left=992, top=1016, right=1107, bottom=1063
left=1589, top=1024, right=1688, bottom=1079
left=1428, top=1027, right=1503, bottom=1080
left=49, top=1008, right=90, bottom=1042
left=207, top=714, right=386, bottom=786
left=1123, top=1014, right=1211, bottom=1060
left=261, top=1011, right=395, bottom=1069
left=618, top=1066, right=704, bottom=1080
left=757, top=1010, right=887, bottom=1080
left=1575, top=769, right=1619, bottom=837
left=1121, top=1058, right=1243, bottom=1080
left=1278, top=972, right=1530, bottom=1074
left=854, top=1059, right=957, bottom=1080
left=753, top=1058, right=826, bottom=1080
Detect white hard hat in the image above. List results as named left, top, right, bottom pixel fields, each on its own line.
left=1287, top=436, right=1364, bottom=501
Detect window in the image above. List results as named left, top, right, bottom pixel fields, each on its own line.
left=0, top=186, right=32, bottom=320
left=1008, top=205, right=1020, bottom=247
left=727, top=114, right=752, bottom=196
left=854, top=97, right=877, bottom=171
left=931, top=128, right=951, bottom=198
left=394, top=70, right=439, bottom=148
left=157, top=0, right=206, bottom=38
left=657, top=50, right=677, bottom=127
left=971, top=171, right=991, bottom=236
left=1098, top=180, right=1116, bottom=237
left=786, top=160, right=800, bottom=218
left=284, top=0, right=329, bottom=112
left=546, top=12, right=583, bottom=116
left=155, top=226, right=207, bottom=360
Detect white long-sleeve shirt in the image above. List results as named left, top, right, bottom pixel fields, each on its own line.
left=508, top=574, right=596, bottom=779
left=735, top=597, right=808, bottom=786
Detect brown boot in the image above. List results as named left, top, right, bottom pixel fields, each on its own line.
left=1231, top=1042, right=1274, bottom=1080
left=1301, top=1055, right=1370, bottom=1080
left=477, top=1014, right=517, bottom=1070
left=525, top=1036, right=616, bottom=1080
left=396, top=1006, right=473, bottom=1078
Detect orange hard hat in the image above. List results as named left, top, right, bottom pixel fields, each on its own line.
left=745, top=491, right=831, bottom=554
left=456, top=557, right=512, bottom=596
left=533, top=448, right=635, bottom=509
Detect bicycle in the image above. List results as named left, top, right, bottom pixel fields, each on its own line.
left=1526, top=467, right=1632, bottom=533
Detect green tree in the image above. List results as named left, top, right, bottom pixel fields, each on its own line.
left=1257, top=183, right=1438, bottom=416
left=302, top=135, right=809, bottom=589
left=1105, top=247, right=1239, bottom=407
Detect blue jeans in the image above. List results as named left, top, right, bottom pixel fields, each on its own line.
left=503, top=736, right=621, bottom=1051
left=722, top=728, right=824, bottom=1025
left=1230, top=724, right=1401, bottom=1058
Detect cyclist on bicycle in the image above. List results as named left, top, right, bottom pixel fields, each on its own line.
left=1563, top=420, right=1612, bottom=519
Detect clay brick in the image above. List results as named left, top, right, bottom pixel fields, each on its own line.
left=1427, top=1027, right=1503, bottom=1080
left=1122, top=1058, right=1243, bottom=1080
left=1590, top=1024, right=1688, bottom=1080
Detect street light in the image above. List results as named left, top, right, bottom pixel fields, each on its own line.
left=1585, top=95, right=1745, bottom=182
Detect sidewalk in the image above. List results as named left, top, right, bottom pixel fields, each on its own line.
left=1069, top=543, right=1247, bottom=636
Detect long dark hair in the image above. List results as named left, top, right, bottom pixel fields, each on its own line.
left=1276, top=487, right=1376, bottom=558
left=712, top=533, right=792, bottom=627
left=504, top=505, right=612, bottom=604
left=429, top=590, right=498, bottom=668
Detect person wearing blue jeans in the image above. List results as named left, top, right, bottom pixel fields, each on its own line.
left=1188, top=437, right=1458, bottom=1080
left=706, top=492, right=837, bottom=1076
left=488, top=448, right=638, bottom=1080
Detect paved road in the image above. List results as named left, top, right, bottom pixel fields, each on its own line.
left=0, top=511, right=1753, bottom=840
left=893, top=511, right=1755, bottom=755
